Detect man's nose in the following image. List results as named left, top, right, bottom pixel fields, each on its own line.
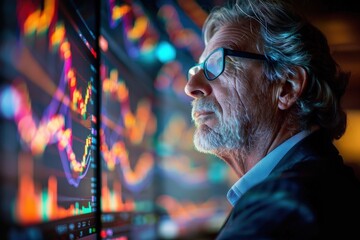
left=184, top=70, right=212, bottom=99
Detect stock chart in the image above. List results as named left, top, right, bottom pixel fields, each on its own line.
left=0, top=0, right=232, bottom=239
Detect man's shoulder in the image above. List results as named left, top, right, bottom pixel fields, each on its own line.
left=271, top=130, right=335, bottom=172
left=234, top=153, right=360, bottom=222
left=222, top=171, right=318, bottom=239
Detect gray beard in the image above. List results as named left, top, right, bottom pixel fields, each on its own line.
left=193, top=119, right=244, bottom=154
left=192, top=101, right=249, bottom=154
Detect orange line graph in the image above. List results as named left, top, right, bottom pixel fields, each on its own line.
left=100, top=129, right=154, bottom=184
left=12, top=82, right=92, bottom=175
left=7, top=0, right=98, bottom=178
left=15, top=0, right=94, bottom=119
left=100, top=65, right=157, bottom=190
left=102, top=68, right=156, bottom=144
left=17, top=0, right=57, bottom=36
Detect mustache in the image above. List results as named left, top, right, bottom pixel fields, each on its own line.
left=191, top=99, right=220, bottom=119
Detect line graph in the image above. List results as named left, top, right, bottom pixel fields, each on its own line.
left=10, top=44, right=95, bottom=186
left=8, top=0, right=97, bottom=187
left=100, top=66, right=156, bottom=192
left=0, top=0, right=99, bottom=226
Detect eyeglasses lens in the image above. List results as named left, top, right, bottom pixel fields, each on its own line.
left=187, top=48, right=224, bottom=81
left=205, top=49, right=223, bottom=80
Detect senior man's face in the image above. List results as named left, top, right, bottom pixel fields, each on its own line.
left=184, top=23, right=275, bottom=154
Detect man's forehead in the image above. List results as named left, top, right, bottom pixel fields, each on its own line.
left=200, top=22, right=259, bottom=61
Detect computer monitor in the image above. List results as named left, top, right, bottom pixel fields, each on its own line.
left=1, top=0, right=232, bottom=239
left=0, top=0, right=99, bottom=239
left=99, top=0, right=158, bottom=239
left=99, top=1, right=231, bottom=239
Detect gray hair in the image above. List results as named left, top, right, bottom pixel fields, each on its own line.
left=203, top=0, right=349, bottom=139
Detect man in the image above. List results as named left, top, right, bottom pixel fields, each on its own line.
left=185, top=0, right=360, bottom=239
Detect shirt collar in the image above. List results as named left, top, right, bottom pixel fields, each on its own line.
left=227, top=130, right=313, bottom=206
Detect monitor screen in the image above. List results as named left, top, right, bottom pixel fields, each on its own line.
left=0, top=0, right=99, bottom=239
left=1, top=0, right=233, bottom=239
left=99, top=0, right=158, bottom=239
left=99, top=0, right=232, bottom=239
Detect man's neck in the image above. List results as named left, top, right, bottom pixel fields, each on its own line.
left=219, top=124, right=304, bottom=178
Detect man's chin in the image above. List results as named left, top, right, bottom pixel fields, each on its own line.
left=193, top=142, right=214, bottom=154
left=193, top=131, right=218, bottom=154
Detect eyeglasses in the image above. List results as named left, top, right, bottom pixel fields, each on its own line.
left=187, top=47, right=267, bottom=81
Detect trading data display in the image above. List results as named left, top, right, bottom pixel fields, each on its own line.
left=99, top=0, right=232, bottom=239
left=0, top=0, right=233, bottom=239
left=99, top=0, right=158, bottom=239
left=0, top=0, right=99, bottom=239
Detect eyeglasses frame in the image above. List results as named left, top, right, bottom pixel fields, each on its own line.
left=188, top=47, right=267, bottom=81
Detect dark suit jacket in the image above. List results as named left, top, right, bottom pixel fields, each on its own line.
left=216, top=130, right=360, bottom=239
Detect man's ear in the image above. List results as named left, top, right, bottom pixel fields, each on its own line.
left=277, top=66, right=308, bottom=110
